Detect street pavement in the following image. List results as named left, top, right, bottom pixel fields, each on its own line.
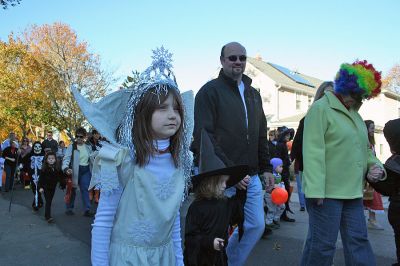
left=0, top=182, right=397, bottom=266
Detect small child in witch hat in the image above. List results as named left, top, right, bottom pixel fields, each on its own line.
left=184, top=129, right=249, bottom=266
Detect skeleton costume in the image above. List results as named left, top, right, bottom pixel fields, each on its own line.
left=72, top=47, right=194, bottom=266
left=27, top=141, right=45, bottom=210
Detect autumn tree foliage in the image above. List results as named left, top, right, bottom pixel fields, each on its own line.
left=383, top=64, right=400, bottom=94
left=0, top=35, right=59, bottom=140
left=0, top=22, right=114, bottom=140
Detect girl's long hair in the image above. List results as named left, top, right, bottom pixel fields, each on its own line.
left=194, top=175, right=225, bottom=200
left=134, top=86, right=184, bottom=167
left=365, top=120, right=375, bottom=146
left=41, top=151, right=60, bottom=172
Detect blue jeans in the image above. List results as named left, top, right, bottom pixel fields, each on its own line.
left=4, top=164, right=15, bottom=191
left=296, top=172, right=305, bottom=208
left=301, top=198, right=375, bottom=266
left=66, top=165, right=91, bottom=211
left=226, top=175, right=265, bottom=266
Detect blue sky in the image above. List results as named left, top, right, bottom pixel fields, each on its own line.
left=1, top=0, right=399, bottom=92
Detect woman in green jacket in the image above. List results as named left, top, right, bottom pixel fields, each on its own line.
left=300, top=60, right=386, bottom=266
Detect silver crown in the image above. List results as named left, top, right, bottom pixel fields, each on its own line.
left=118, top=47, right=179, bottom=156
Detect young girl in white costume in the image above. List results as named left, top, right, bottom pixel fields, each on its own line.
left=72, top=47, right=193, bottom=266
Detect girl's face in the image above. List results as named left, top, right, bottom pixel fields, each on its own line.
left=275, top=164, right=283, bottom=174
left=368, top=123, right=375, bottom=137
left=151, top=93, right=181, bottom=140
left=268, top=131, right=275, bottom=141
left=217, top=175, right=229, bottom=194
left=47, top=155, right=56, bottom=165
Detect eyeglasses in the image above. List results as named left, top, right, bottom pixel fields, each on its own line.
left=75, top=135, right=84, bottom=139
left=226, top=55, right=247, bottom=62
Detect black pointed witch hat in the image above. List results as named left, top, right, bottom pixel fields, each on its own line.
left=191, top=129, right=248, bottom=189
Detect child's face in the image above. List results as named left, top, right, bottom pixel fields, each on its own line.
left=368, top=123, right=375, bottom=137
left=151, top=93, right=181, bottom=140
left=275, top=164, right=283, bottom=174
left=217, top=175, right=229, bottom=194
left=47, top=155, right=56, bottom=165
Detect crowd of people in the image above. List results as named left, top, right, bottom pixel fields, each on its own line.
left=0, top=42, right=399, bottom=266
left=0, top=129, right=104, bottom=222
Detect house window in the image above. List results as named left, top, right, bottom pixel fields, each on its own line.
left=308, top=95, right=312, bottom=107
left=296, top=92, right=301, bottom=110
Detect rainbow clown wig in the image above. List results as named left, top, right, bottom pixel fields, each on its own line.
left=334, top=60, right=382, bottom=100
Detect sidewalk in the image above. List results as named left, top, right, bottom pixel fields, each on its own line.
left=0, top=193, right=90, bottom=266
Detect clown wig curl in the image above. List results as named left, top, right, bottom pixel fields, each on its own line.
left=334, top=60, right=382, bottom=100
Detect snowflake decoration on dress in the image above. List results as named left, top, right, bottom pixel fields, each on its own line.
left=154, top=176, right=175, bottom=200
left=129, top=220, right=157, bottom=245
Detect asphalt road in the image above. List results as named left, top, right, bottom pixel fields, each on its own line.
left=0, top=182, right=397, bottom=266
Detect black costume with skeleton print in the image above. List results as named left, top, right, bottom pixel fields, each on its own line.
left=23, top=141, right=45, bottom=210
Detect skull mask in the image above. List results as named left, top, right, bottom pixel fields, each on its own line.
left=33, top=143, right=42, bottom=155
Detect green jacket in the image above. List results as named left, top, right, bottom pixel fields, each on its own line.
left=302, top=91, right=384, bottom=199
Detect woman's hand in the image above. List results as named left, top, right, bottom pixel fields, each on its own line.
left=310, top=198, right=324, bottom=206
left=213, top=238, right=224, bottom=251
left=366, top=164, right=384, bottom=183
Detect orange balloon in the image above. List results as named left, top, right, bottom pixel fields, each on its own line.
left=271, top=187, right=288, bottom=205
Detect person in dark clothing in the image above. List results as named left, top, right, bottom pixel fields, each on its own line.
left=383, top=118, right=400, bottom=266
left=267, top=129, right=279, bottom=158
left=26, top=141, right=45, bottom=211
left=38, top=152, right=66, bottom=223
left=1, top=141, right=19, bottom=192
left=192, top=42, right=273, bottom=265
left=42, top=131, right=58, bottom=154
left=185, top=130, right=247, bottom=266
left=275, top=126, right=295, bottom=222
left=87, top=129, right=102, bottom=203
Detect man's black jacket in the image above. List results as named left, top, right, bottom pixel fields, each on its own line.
left=192, top=70, right=272, bottom=176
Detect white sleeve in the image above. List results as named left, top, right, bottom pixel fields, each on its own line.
left=172, top=210, right=184, bottom=266
left=91, top=187, right=123, bottom=266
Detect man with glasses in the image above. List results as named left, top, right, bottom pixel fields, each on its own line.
left=62, top=127, right=94, bottom=217
left=192, top=42, right=273, bottom=265
left=42, top=131, right=58, bottom=154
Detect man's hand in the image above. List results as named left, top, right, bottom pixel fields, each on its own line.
left=366, top=164, right=384, bottom=183
left=235, top=175, right=250, bottom=190
left=66, top=168, right=73, bottom=175
left=39, top=188, right=44, bottom=193
left=213, top=238, right=224, bottom=251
